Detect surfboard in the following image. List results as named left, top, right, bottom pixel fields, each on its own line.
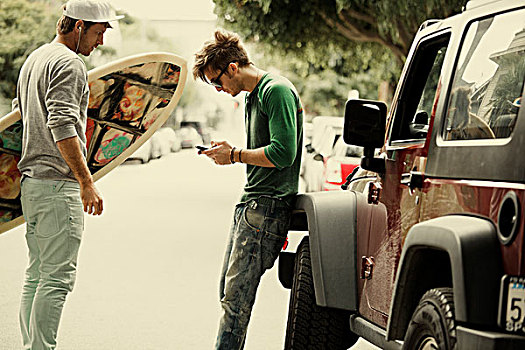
left=0, top=52, right=187, bottom=234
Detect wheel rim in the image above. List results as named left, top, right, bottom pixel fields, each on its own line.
left=418, top=336, right=438, bottom=350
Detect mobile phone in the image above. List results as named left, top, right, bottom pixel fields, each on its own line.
left=195, top=145, right=209, bottom=151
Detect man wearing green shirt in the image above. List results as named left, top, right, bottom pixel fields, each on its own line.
left=193, top=30, right=303, bottom=349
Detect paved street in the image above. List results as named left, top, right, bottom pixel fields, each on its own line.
left=0, top=136, right=377, bottom=349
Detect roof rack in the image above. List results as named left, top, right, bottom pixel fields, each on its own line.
left=418, top=19, right=441, bottom=32
left=464, top=0, right=500, bottom=11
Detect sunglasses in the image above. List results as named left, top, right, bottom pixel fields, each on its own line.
left=208, top=63, right=230, bottom=88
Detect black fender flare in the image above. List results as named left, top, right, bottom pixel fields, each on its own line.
left=386, top=215, right=502, bottom=341
left=289, top=191, right=360, bottom=311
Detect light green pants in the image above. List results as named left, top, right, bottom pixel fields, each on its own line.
left=20, top=178, right=84, bottom=350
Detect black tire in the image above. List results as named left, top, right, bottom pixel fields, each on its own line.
left=284, top=240, right=357, bottom=350
left=403, top=287, right=456, bottom=350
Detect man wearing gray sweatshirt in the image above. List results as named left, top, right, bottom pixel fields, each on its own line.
left=13, top=1, right=121, bottom=349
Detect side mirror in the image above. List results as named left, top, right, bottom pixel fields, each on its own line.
left=409, top=110, right=429, bottom=139
left=413, top=110, right=429, bottom=125
left=313, top=154, right=324, bottom=162
left=343, top=99, right=387, bottom=173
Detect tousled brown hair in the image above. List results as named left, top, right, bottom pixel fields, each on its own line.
left=193, top=30, right=251, bottom=82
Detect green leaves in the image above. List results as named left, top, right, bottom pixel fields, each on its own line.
left=213, top=0, right=465, bottom=115
left=213, top=0, right=465, bottom=68
left=0, top=0, right=57, bottom=98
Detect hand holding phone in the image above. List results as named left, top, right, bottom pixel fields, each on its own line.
left=195, top=145, right=209, bottom=152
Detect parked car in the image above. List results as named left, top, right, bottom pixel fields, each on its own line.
left=150, top=131, right=167, bottom=159
left=279, top=1, right=525, bottom=349
left=180, top=120, right=211, bottom=144
left=178, top=126, right=203, bottom=149
left=301, top=116, right=343, bottom=192
left=157, top=127, right=181, bottom=153
left=125, top=128, right=178, bottom=164
left=126, top=137, right=153, bottom=164
left=320, top=138, right=362, bottom=191
left=303, top=121, right=313, bottom=148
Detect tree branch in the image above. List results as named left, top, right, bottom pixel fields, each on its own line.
left=320, top=11, right=406, bottom=65
left=340, top=8, right=375, bottom=26
left=323, top=12, right=374, bottom=42
left=337, top=10, right=381, bottom=42
left=396, top=22, right=413, bottom=53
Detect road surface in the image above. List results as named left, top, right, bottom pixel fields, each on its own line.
left=0, top=147, right=378, bottom=349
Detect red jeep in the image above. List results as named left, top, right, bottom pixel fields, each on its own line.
left=279, top=0, right=525, bottom=349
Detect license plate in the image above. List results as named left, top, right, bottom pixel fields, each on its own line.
left=499, top=275, right=525, bottom=333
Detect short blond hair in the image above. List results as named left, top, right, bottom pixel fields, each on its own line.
left=193, top=30, right=251, bottom=81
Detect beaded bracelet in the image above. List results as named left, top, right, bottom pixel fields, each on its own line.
left=230, top=147, right=236, bottom=164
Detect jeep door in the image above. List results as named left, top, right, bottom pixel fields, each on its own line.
left=354, top=30, right=452, bottom=328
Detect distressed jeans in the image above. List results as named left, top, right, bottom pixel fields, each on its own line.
left=19, top=178, right=84, bottom=350
left=215, top=196, right=292, bottom=350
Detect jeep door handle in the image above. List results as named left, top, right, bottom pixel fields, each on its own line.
left=401, top=171, right=424, bottom=190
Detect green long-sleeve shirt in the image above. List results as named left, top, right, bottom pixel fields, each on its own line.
left=240, top=73, right=303, bottom=206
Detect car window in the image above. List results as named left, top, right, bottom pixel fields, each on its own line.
left=332, top=138, right=363, bottom=157
left=179, top=127, right=198, bottom=137
left=317, top=126, right=342, bottom=156
left=443, top=10, right=525, bottom=141
left=390, top=34, right=450, bottom=143
left=345, top=145, right=363, bottom=157
left=415, top=47, right=447, bottom=126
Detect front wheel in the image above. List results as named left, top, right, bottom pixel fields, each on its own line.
left=284, top=239, right=357, bottom=349
left=403, top=287, right=456, bottom=350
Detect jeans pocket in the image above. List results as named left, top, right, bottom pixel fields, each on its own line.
left=243, top=206, right=265, bottom=231
left=66, top=196, right=83, bottom=270
left=264, top=217, right=289, bottom=237
left=33, top=198, right=72, bottom=267
left=32, top=198, right=60, bottom=238
left=261, top=233, right=286, bottom=271
left=67, top=195, right=84, bottom=231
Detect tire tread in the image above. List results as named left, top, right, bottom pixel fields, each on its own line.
left=403, top=287, right=456, bottom=350
left=284, top=240, right=356, bottom=349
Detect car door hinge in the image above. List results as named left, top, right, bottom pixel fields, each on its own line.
left=361, top=256, right=375, bottom=280
left=368, top=182, right=382, bottom=205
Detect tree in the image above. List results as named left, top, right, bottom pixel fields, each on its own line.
left=213, top=0, right=466, bottom=66
left=0, top=2, right=192, bottom=116
left=0, top=0, right=57, bottom=99
left=250, top=45, right=395, bottom=117
left=213, top=0, right=466, bottom=116
left=486, top=56, right=525, bottom=120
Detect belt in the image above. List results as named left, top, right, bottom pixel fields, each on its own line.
left=250, top=196, right=291, bottom=209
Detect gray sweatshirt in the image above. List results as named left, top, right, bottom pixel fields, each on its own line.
left=15, top=41, right=89, bottom=181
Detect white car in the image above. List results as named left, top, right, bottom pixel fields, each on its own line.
left=178, top=126, right=203, bottom=149
left=126, top=137, right=153, bottom=164
left=301, top=116, right=343, bottom=192
left=156, top=127, right=181, bottom=153
left=126, top=128, right=180, bottom=164
left=150, top=129, right=175, bottom=159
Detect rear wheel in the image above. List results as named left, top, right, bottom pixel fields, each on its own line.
left=284, top=239, right=357, bottom=350
left=403, top=287, right=456, bottom=350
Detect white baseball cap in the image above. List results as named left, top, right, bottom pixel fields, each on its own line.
left=63, top=0, right=124, bottom=23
